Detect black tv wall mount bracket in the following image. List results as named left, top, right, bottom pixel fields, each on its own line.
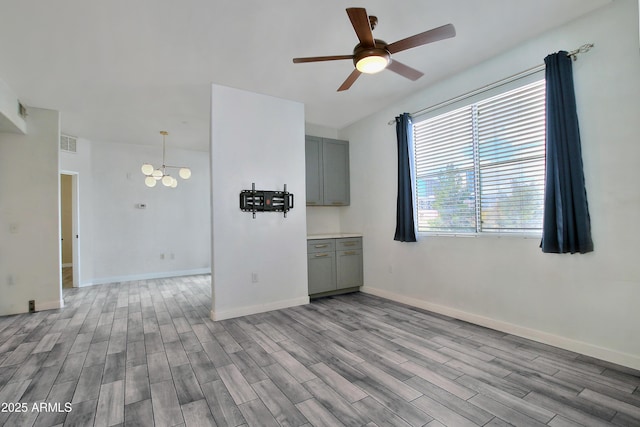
left=239, top=183, right=294, bottom=219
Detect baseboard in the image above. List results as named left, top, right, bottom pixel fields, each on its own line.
left=361, top=286, right=640, bottom=371
left=77, top=282, right=94, bottom=288
left=36, top=298, right=64, bottom=311
left=211, top=296, right=310, bottom=321
left=90, top=268, right=211, bottom=286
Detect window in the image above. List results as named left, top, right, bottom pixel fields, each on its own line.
left=413, top=79, right=546, bottom=234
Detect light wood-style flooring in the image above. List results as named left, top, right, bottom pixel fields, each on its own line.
left=1, top=275, right=639, bottom=426
left=62, top=267, right=73, bottom=289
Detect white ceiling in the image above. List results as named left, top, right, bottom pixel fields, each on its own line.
left=0, top=0, right=611, bottom=151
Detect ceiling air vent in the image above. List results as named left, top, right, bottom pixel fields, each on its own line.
left=60, top=134, right=77, bottom=153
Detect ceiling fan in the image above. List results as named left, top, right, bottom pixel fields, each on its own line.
left=292, top=8, right=456, bottom=92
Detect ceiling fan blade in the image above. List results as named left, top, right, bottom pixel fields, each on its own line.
left=293, top=55, right=353, bottom=64
left=337, top=69, right=362, bottom=92
left=346, top=8, right=374, bottom=47
left=387, top=24, right=456, bottom=54
left=386, top=60, right=424, bottom=81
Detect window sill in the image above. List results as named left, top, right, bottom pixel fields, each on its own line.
left=418, top=232, right=541, bottom=240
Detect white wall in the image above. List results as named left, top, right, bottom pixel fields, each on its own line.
left=306, top=206, right=345, bottom=235
left=305, top=123, right=339, bottom=140
left=211, top=84, right=308, bottom=320
left=0, top=107, right=61, bottom=315
left=89, top=140, right=211, bottom=283
left=342, top=0, right=640, bottom=369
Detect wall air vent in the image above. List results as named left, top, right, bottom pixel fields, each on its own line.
left=60, top=134, right=77, bottom=153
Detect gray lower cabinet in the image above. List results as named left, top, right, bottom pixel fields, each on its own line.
left=305, top=136, right=350, bottom=206
left=307, top=239, right=336, bottom=295
left=308, top=237, right=362, bottom=297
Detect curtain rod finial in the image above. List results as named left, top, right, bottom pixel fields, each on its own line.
left=568, top=43, right=594, bottom=61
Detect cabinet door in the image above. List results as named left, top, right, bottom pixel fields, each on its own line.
left=322, top=138, right=350, bottom=206
left=308, top=251, right=337, bottom=294
left=305, top=136, right=323, bottom=206
left=336, top=249, right=363, bottom=289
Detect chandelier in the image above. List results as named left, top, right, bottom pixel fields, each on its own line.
left=141, top=131, right=192, bottom=188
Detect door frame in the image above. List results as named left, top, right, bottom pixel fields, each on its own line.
left=60, top=171, right=80, bottom=287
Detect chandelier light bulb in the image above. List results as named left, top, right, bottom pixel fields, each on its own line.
left=152, top=169, right=163, bottom=180
left=144, top=176, right=157, bottom=187
left=141, top=163, right=154, bottom=175
left=179, top=168, right=191, bottom=180
left=170, top=178, right=178, bottom=188
left=162, top=175, right=173, bottom=187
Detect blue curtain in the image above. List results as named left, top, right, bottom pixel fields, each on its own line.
left=394, top=113, right=417, bottom=242
left=541, top=52, right=593, bottom=254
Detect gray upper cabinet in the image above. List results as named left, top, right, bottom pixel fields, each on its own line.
left=305, top=136, right=324, bottom=206
left=322, top=139, right=350, bottom=206
left=305, top=136, right=350, bottom=206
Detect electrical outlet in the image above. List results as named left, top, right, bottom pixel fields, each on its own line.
left=251, top=272, right=259, bottom=283
left=28, top=300, right=35, bottom=313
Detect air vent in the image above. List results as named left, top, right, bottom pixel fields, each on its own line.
left=60, top=134, right=77, bottom=153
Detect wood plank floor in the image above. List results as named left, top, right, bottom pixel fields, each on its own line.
left=62, top=267, right=73, bottom=289
left=0, top=275, right=639, bottom=426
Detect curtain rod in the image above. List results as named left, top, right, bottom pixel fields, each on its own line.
left=387, top=43, right=594, bottom=125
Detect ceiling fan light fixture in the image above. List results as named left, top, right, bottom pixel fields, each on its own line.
left=356, top=54, right=389, bottom=74
left=354, top=46, right=390, bottom=74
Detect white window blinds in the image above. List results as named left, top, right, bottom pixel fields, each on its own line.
left=413, top=79, right=546, bottom=234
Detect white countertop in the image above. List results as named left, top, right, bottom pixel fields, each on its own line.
left=307, top=233, right=362, bottom=239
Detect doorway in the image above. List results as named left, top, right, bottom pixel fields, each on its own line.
left=60, top=173, right=80, bottom=288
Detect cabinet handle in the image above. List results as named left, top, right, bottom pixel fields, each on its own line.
left=314, top=253, right=329, bottom=258
left=342, top=251, right=357, bottom=255
left=314, top=244, right=329, bottom=248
